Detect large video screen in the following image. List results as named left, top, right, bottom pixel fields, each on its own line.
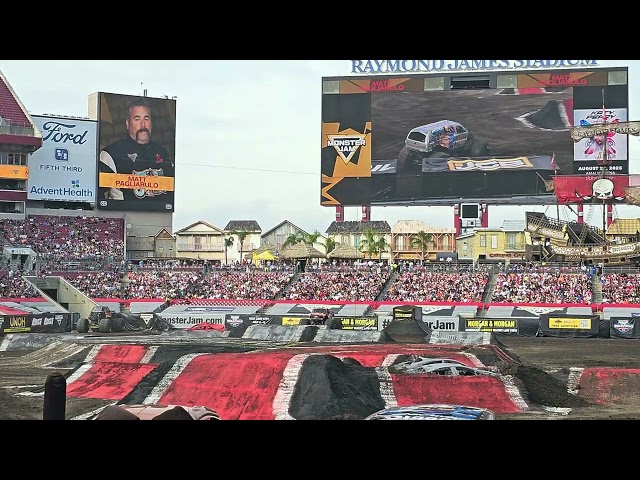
left=28, top=115, right=97, bottom=203
left=97, top=93, right=176, bottom=212
left=321, top=68, right=629, bottom=207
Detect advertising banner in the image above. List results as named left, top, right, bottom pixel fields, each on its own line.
left=336, top=317, right=378, bottom=330
left=28, top=116, right=97, bottom=202
left=97, top=93, right=176, bottom=212
left=321, top=67, right=628, bottom=206
left=537, top=314, right=600, bottom=338
left=553, top=175, right=629, bottom=204
left=0, top=313, right=70, bottom=334
left=609, top=317, right=637, bottom=338
left=572, top=108, right=628, bottom=170
left=224, top=313, right=277, bottom=337
left=463, top=318, right=518, bottom=333
left=0, top=165, right=29, bottom=180
left=156, top=313, right=226, bottom=329
left=418, top=316, right=460, bottom=332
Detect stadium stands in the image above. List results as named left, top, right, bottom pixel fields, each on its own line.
left=1, top=214, right=640, bottom=311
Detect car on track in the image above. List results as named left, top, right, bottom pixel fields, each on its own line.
left=308, top=307, right=334, bottom=325
left=393, top=360, right=497, bottom=377
left=397, top=120, right=491, bottom=173
left=390, top=356, right=472, bottom=373
left=365, top=404, right=495, bottom=420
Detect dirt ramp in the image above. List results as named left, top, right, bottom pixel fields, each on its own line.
left=289, top=355, right=386, bottom=419
left=382, top=319, right=428, bottom=343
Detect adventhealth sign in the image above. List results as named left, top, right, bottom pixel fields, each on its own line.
left=27, top=116, right=98, bottom=203
left=350, top=60, right=600, bottom=74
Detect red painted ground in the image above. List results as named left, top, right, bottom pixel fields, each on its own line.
left=391, top=374, right=521, bottom=413
left=577, top=368, right=640, bottom=405
left=65, top=343, right=640, bottom=418
left=158, top=352, right=293, bottom=420
left=93, top=345, right=150, bottom=364
left=66, top=363, right=157, bottom=400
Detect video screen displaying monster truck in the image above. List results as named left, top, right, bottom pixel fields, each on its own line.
left=320, top=68, right=629, bottom=207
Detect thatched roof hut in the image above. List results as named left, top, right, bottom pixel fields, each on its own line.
left=280, top=242, right=326, bottom=259
left=327, top=242, right=364, bottom=259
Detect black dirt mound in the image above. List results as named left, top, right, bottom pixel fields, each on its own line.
left=382, top=319, right=426, bottom=343
left=523, top=100, right=567, bottom=130
left=512, top=365, right=590, bottom=409
left=289, top=355, right=385, bottom=420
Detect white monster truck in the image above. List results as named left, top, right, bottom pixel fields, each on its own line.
left=396, top=120, right=491, bottom=173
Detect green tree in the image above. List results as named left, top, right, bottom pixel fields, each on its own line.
left=325, top=237, right=337, bottom=255
left=283, top=232, right=301, bottom=249
left=302, top=230, right=321, bottom=246
left=231, top=230, right=250, bottom=264
left=359, top=226, right=387, bottom=260
left=411, top=230, right=433, bottom=263
left=224, top=236, right=234, bottom=265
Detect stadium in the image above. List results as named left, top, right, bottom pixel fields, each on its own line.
left=2, top=62, right=640, bottom=421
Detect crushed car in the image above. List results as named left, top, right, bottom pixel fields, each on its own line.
left=365, top=404, right=495, bottom=420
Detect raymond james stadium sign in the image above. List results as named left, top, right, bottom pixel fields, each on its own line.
left=350, top=60, right=600, bottom=74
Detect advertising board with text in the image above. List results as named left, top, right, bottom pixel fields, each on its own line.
left=97, top=93, right=176, bottom=212
left=321, top=67, right=629, bottom=207
left=27, top=116, right=97, bottom=202
left=573, top=108, right=628, bottom=172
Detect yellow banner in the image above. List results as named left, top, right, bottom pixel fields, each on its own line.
left=282, top=317, right=304, bottom=326
left=0, top=165, right=29, bottom=180
left=99, top=173, right=174, bottom=191
left=549, top=317, right=592, bottom=329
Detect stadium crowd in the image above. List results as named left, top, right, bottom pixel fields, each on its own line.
left=490, top=271, right=593, bottom=304
left=2, top=214, right=640, bottom=304
left=383, top=270, right=489, bottom=303
left=282, top=265, right=391, bottom=302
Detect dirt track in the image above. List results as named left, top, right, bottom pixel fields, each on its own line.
left=2, top=333, right=640, bottom=420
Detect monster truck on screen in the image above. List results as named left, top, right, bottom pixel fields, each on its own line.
left=370, top=118, right=555, bottom=205
left=396, top=120, right=491, bottom=173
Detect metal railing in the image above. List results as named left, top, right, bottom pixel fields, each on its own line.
left=0, top=121, right=35, bottom=137
left=176, top=243, right=224, bottom=252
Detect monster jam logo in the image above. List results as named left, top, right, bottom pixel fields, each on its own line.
left=613, top=319, right=633, bottom=334
left=327, top=135, right=367, bottom=165
left=447, top=157, right=533, bottom=171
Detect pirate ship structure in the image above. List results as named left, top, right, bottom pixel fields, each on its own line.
left=525, top=92, right=640, bottom=265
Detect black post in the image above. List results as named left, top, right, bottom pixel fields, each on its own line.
left=43, top=372, right=66, bottom=420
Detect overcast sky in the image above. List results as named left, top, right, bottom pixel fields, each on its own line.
left=1, top=60, right=639, bottom=234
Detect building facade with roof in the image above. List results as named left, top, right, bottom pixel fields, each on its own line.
left=223, top=220, right=262, bottom=264
left=126, top=227, right=175, bottom=260
left=456, top=220, right=527, bottom=262
left=0, top=69, right=43, bottom=220
left=174, top=221, right=226, bottom=262
left=261, top=220, right=327, bottom=255
left=325, top=220, right=392, bottom=261
left=390, top=220, right=456, bottom=262
left=606, top=218, right=640, bottom=244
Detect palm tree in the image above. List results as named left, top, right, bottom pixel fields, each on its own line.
left=411, top=230, right=433, bottom=264
left=302, top=230, right=321, bottom=246
left=231, top=230, right=250, bottom=265
left=224, top=236, right=234, bottom=265
left=376, top=236, right=390, bottom=261
left=282, top=232, right=301, bottom=249
left=325, top=237, right=337, bottom=255
left=359, top=226, right=391, bottom=262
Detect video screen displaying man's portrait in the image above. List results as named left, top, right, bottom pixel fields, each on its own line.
left=97, top=93, right=177, bottom=212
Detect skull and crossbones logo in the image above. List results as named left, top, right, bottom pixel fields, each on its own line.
left=577, top=178, right=624, bottom=202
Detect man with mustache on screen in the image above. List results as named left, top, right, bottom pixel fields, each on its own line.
left=99, top=98, right=174, bottom=203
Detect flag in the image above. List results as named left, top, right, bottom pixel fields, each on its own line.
left=550, top=152, right=557, bottom=173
